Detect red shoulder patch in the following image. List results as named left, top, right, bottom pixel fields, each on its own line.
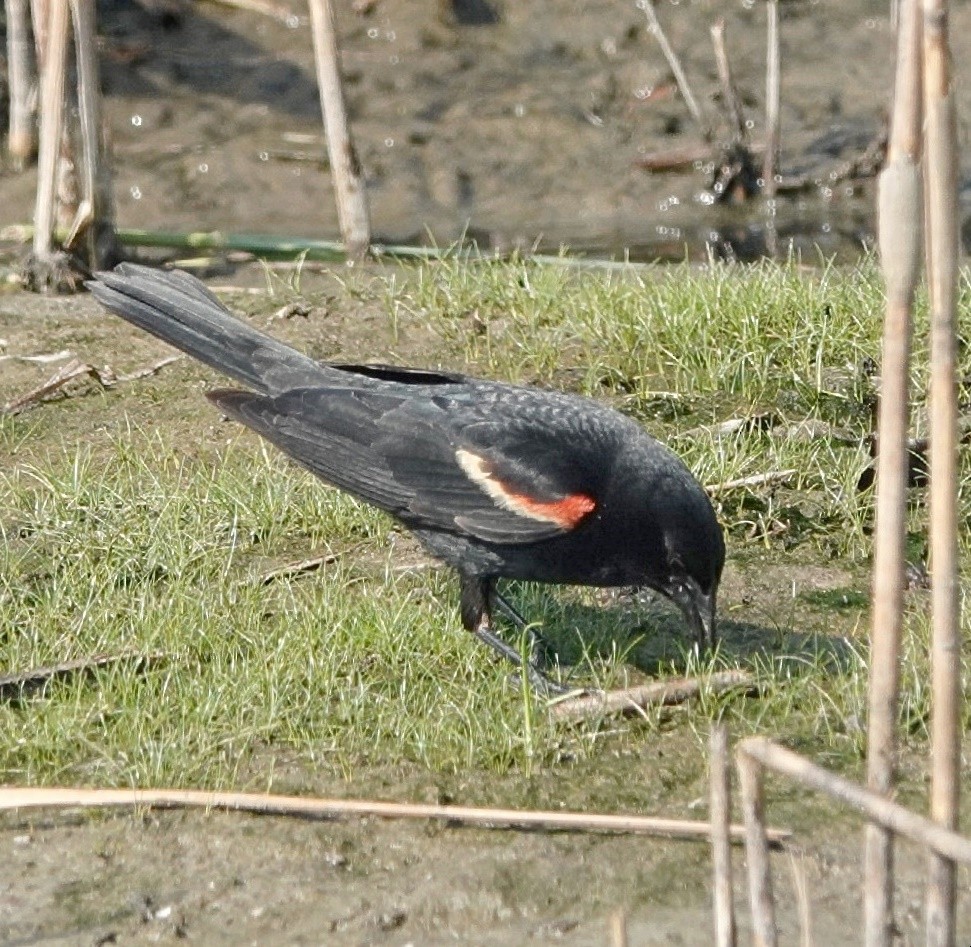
left=456, top=448, right=596, bottom=529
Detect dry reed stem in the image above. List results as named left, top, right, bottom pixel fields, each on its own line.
left=707, top=470, right=795, bottom=494
left=762, top=0, right=780, bottom=198
left=921, top=1, right=961, bottom=943
left=0, top=786, right=791, bottom=843
left=710, top=19, right=745, bottom=144
left=863, top=1, right=923, bottom=944
left=709, top=724, right=736, bottom=947
left=786, top=849, right=814, bottom=947
left=609, top=910, right=629, bottom=947
left=640, top=0, right=710, bottom=140
left=307, top=0, right=370, bottom=257
left=65, top=0, right=115, bottom=267
left=740, top=738, right=971, bottom=865
left=6, top=0, right=35, bottom=167
left=736, top=749, right=776, bottom=947
left=32, top=0, right=70, bottom=262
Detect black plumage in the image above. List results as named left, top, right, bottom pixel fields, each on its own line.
left=89, top=263, right=725, bottom=692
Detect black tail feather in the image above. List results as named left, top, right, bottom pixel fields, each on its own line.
left=88, top=263, right=325, bottom=394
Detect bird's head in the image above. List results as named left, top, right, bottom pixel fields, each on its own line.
left=631, top=466, right=724, bottom=650
left=655, top=490, right=724, bottom=650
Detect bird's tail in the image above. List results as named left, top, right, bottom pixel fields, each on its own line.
left=88, top=263, right=327, bottom=394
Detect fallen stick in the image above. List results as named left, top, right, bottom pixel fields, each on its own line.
left=707, top=470, right=796, bottom=494
left=549, top=669, right=756, bottom=721
left=259, top=552, right=338, bottom=585
left=0, top=650, right=166, bottom=701
left=0, top=784, right=790, bottom=844
left=682, top=412, right=781, bottom=440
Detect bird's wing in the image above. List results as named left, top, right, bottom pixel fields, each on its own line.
left=207, top=385, right=610, bottom=544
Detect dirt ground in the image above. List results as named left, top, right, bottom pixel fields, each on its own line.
left=1, top=0, right=971, bottom=942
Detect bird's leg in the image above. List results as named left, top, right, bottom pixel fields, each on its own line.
left=459, top=575, right=570, bottom=696
left=493, top=589, right=554, bottom=670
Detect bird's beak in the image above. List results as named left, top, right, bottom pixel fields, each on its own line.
left=692, top=589, right=717, bottom=650
left=666, top=581, right=717, bottom=650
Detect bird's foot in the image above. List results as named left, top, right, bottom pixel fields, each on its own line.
left=493, top=590, right=557, bottom=670
left=515, top=664, right=577, bottom=698
left=472, top=620, right=574, bottom=697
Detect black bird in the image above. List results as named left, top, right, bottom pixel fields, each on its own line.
left=89, top=263, right=725, bottom=692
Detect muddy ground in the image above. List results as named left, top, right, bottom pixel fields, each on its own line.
left=2, top=0, right=971, bottom=261
left=1, top=0, right=970, bottom=943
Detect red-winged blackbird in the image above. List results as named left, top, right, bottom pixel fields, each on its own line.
left=89, top=264, right=725, bottom=692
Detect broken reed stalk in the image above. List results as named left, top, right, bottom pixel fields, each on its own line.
left=787, top=850, right=813, bottom=947
left=307, top=0, right=371, bottom=258
left=640, top=0, right=710, bottom=141
left=609, top=910, right=629, bottom=947
left=67, top=0, right=117, bottom=267
left=921, top=1, right=961, bottom=943
left=740, top=738, right=971, bottom=865
left=736, top=749, right=776, bottom=947
left=762, top=0, right=780, bottom=198
left=6, top=0, right=35, bottom=168
left=0, top=786, right=791, bottom=843
left=548, top=669, right=755, bottom=721
left=32, top=0, right=71, bottom=263
left=863, top=1, right=923, bottom=944
left=709, top=724, right=737, bottom=947
left=710, top=18, right=745, bottom=144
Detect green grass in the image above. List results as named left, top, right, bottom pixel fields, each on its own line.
left=0, top=255, right=968, bottom=794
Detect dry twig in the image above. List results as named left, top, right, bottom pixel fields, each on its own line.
left=633, top=142, right=715, bottom=173
left=707, top=470, right=796, bottom=494
left=1, top=354, right=181, bottom=415
left=206, top=0, right=301, bottom=24
left=259, top=553, right=339, bottom=585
